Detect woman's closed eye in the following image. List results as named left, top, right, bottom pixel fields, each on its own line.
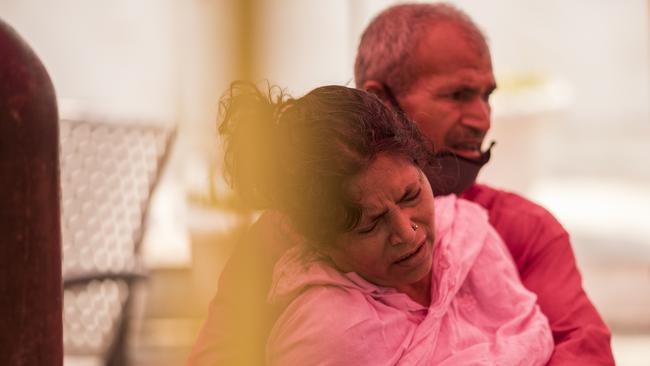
left=403, top=187, right=421, bottom=203
left=357, top=221, right=378, bottom=235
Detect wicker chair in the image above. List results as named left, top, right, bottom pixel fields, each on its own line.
left=60, top=119, right=175, bottom=366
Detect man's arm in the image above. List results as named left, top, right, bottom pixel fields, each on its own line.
left=186, top=211, right=297, bottom=366
left=520, top=231, right=613, bottom=365
left=461, top=184, right=614, bottom=365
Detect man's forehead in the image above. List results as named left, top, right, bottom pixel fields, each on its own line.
left=414, top=22, right=493, bottom=74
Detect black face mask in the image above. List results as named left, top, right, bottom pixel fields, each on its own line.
left=431, top=142, right=495, bottom=196
left=381, top=83, right=495, bottom=195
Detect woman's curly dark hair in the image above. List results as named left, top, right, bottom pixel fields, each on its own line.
left=218, top=81, right=437, bottom=246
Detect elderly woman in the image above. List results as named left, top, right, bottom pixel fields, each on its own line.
left=218, top=82, right=553, bottom=365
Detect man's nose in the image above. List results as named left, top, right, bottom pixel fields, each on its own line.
left=388, top=213, right=416, bottom=246
left=461, top=98, right=491, bottom=133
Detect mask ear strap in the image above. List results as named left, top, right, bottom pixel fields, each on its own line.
left=477, top=141, right=496, bottom=164
left=380, top=82, right=405, bottom=114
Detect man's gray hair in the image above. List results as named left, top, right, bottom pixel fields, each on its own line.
left=354, top=2, right=487, bottom=95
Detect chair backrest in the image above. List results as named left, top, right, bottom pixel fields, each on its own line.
left=60, top=118, right=175, bottom=363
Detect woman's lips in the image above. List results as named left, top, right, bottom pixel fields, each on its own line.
left=394, top=240, right=426, bottom=265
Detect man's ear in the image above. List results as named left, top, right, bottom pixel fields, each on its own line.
left=361, top=80, right=395, bottom=110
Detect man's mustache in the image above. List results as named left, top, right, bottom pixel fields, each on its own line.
left=444, top=126, right=487, bottom=144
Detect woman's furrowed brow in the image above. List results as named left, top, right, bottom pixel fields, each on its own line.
left=366, top=209, right=388, bottom=225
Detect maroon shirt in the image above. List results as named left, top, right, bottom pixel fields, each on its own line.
left=461, top=184, right=614, bottom=365
left=188, top=184, right=614, bottom=365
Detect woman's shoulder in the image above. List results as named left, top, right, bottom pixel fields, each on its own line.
left=277, top=285, right=377, bottom=331
left=267, top=286, right=410, bottom=366
left=268, top=244, right=360, bottom=303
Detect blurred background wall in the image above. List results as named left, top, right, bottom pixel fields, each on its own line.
left=1, top=0, right=648, bottom=364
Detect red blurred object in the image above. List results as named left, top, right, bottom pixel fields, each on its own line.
left=0, top=19, right=62, bottom=365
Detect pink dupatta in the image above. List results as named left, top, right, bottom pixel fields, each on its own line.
left=266, top=195, right=553, bottom=365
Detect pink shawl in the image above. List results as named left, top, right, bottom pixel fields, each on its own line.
left=266, top=195, right=553, bottom=365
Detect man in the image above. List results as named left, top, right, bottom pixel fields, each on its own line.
left=188, top=3, right=614, bottom=365
left=355, top=4, right=613, bottom=365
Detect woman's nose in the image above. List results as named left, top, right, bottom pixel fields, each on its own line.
left=388, top=213, right=416, bottom=246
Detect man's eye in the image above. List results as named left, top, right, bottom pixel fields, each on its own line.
left=450, top=89, right=471, bottom=101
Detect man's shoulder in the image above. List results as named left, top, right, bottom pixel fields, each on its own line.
left=460, top=184, right=571, bottom=272
left=461, top=183, right=559, bottom=222
left=460, top=183, right=568, bottom=245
